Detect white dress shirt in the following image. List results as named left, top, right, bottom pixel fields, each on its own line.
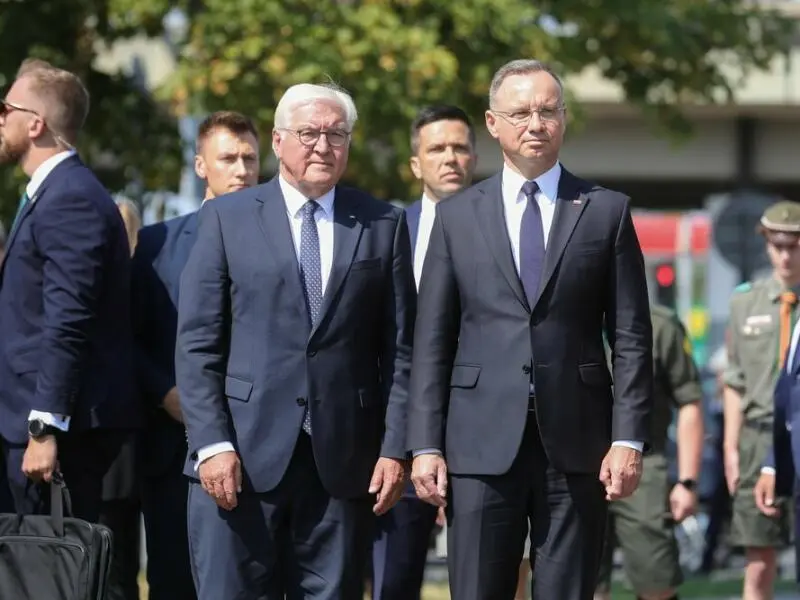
left=413, top=194, right=437, bottom=289
left=195, top=177, right=336, bottom=466
left=25, top=150, right=78, bottom=432
left=415, top=162, right=643, bottom=455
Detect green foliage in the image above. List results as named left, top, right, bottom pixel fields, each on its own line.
left=0, top=0, right=181, bottom=227
left=158, top=0, right=792, bottom=200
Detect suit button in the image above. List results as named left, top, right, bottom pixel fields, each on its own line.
left=522, top=365, right=532, bottom=375
left=296, top=397, right=307, bottom=407
left=307, top=350, right=317, bottom=357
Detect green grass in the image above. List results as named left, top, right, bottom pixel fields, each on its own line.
left=419, top=578, right=798, bottom=599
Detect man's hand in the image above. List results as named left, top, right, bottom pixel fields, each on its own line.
left=22, top=435, right=58, bottom=483
left=369, top=457, right=406, bottom=516
left=162, top=387, right=183, bottom=423
left=669, top=483, right=698, bottom=523
left=435, top=506, right=447, bottom=528
left=723, top=445, right=739, bottom=495
left=598, top=446, right=642, bottom=501
left=754, top=472, right=779, bottom=517
left=198, top=451, right=242, bottom=511
left=411, top=453, right=448, bottom=507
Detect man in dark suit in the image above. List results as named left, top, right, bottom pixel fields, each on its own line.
left=371, top=104, right=477, bottom=600
left=0, top=59, right=137, bottom=519
left=133, top=111, right=260, bottom=600
left=407, top=59, right=654, bottom=600
left=176, top=83, right=416, bottom=599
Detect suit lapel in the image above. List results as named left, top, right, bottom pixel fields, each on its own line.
left=314, top=189, right=364, bottom=336
left=473, top=174, right=529, bottom=311
left=253, top=179, right=308, bottom=325
left=406, top=201, right=421, bottom=260
left=530, top=169, right=589, bottom=308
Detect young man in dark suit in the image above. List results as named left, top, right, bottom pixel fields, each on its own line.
left=371, top=104, right=477, bottom=600
left=132, top=111, right=260, bottom=600
left=0, top=59, right=137, bottom=520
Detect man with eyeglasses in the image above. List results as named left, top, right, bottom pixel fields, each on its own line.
left=406, top=59, right=653, bottom=600
left=175, top=83, right=415, bottom=599
left=0, top=59, right=137, bottom=524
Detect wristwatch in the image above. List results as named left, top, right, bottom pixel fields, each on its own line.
left=28, top=419, right=59, bottom=439
left=677, top=478, right=697, bottom=492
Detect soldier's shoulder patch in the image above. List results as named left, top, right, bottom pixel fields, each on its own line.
left=734, top=281, right=753, bottom=294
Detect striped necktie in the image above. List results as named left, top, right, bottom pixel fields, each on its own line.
left=10, top=191, right=30, bottom=235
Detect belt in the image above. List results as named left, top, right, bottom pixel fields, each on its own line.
left=744, top=419, right=772, bottom=433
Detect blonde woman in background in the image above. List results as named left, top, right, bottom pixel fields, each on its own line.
left=98, top=197, right=143, bottom=600
left=116, top=198, right=141, bottom=255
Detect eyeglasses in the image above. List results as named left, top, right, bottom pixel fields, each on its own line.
left=492, top=106, right=565, bottom=126
left=0, top=99, right=39, bottom=118
left=279, top=128, right=350, bottom=148
left=0, top=99, right=74, bottom=149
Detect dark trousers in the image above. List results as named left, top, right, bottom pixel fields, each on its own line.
left=188, top=433, right=373, bottom=600
left=371, top=483, right=438, bottom=600
left=447, top=413, right=607, bottom=600
left=0, top=429, right=126, bottom=521
left=141, top=467, right=196, bottom=600
left=99, top=498, right=141, bottom=600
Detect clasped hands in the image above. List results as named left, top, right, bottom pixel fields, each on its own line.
left=410, top=445, right=643, bottom=508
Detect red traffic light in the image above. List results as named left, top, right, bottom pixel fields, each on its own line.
left=655, top=264, right=675, bottom=287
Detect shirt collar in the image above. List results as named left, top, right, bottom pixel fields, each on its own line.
left=26, top=150, right=77, bottom=199
left=420, top=194, right=437, bottom=217
left=501, top=160, right=561, bottom=204
left=278, top=175, right=335, bottom=219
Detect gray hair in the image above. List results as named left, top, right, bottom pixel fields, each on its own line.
left=488, top=59, right=564, bottom=108
left=273, top=83, right=358, bottom=132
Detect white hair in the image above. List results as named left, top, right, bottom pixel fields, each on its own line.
left=273, top=83, right=358, bottom=132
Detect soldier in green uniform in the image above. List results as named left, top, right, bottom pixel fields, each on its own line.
left=723, top=200, right=800, bottom=599
left=594, top=304, right=704, bottom=600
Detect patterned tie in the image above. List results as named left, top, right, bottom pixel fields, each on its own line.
left=779, top=291, right=797, bottom=369
left=10, top=191, right=30, bottom=236
left=299, top=200, right=322, bottom=433
left=519, top=180, right=545, bottom=306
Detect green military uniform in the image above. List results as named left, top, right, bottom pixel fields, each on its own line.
left=725, top=279, right=794, bottom=546
left=723, top=200, right=800, bottom=548
left=596, top=304, right=703, bottom=596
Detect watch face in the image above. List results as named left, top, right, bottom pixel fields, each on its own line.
left=28, top=420, right=43, bottom=436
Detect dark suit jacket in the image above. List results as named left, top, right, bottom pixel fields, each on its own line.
left=766, top=354, right=798, bottom=497
left=175, top=177, right=416, bottom=498
left=0, top=154, right=138, bottom=444
left=131, top=212, right=198, bottom=475
left=407, top=168, right=653, bottom=475
left=406, top=200, right=422, bottom=251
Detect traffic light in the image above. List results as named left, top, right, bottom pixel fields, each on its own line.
left=653, top=261, right=676, bottom=307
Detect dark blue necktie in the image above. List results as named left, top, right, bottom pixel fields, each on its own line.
left=299, top=200, right=322, bottom=434
left=519, top=180, right=545, bottom=306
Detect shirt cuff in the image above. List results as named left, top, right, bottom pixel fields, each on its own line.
left=611, top=440, right=644, bottom=453
left=28, top=410, right=70, bottom=432
left=194, top=442, right=235, bottom=471
left=412, top=448, right=442, bottom=457
left=761, top=466, right=777, bottom=476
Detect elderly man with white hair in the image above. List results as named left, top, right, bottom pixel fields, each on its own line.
left=175, top=82, right=416, bottom=599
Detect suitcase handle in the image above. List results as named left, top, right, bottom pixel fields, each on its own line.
left=49, top=470, right=74, bottom=537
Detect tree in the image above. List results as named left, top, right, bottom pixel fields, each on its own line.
left=133, top=0, right=793, bottom=201
left=0, top=0, right=182, bottom=227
